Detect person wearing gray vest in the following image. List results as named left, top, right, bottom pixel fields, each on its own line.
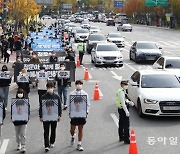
left=116, top=80, right=134, bottom=144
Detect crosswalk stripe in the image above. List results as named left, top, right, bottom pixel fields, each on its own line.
left=0, top=139, right=9, bottom=154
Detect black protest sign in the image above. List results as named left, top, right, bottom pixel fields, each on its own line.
left=14, top=62, right=75, bottom=82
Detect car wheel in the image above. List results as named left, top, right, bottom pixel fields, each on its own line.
left=117, top=28, right=119, bottom=31
left=137, top=100, right=144, bottom=117
left=118, top=64, right=123, bottom=67
left=94, top=60, right=98, bottom=67
left=129, top=51, right=132, bottom=60
left=91, top=56, right=94, bottom=63
left=130, top=29, right=132, bottom=32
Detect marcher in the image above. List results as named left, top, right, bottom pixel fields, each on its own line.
left=14, top=37, right=22, bottom=57
left=77, top=42, right=85, bottom=65
left=12, top=88, right=29, bottom=153
left=116, top=80, right=134, bottom=144
left=39, top=82, right=62, bottom=152
left=0, top=65, right=11, bottom=110
left=55, top=63, right=70, bottom=110
left=36, top=66, right=49, bottom=104
left=2, top=39, right=10, bottom=63
left=69, top=80, right=90, bottom=151
left=8, top=34, right=14, bottom=53
left=49, top=51, right=58, bottom=63
left=0, top=96, right=6, bottom=140
left=17, top=69, right=31, bottom=98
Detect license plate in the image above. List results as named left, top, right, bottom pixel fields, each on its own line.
left=146, top=57, right=155, bottom=60
left=163, top=106, right=180, bottom=110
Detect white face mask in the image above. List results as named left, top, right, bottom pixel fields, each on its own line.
left=17, top=94, right=23, bottom=98
left=60, top=67, right=65, bottom=70
left=124, top=85, right=128, bottom=89
left=30, top=50, right=33, bottom=54
left=22, top=73, right=26, bottom=76
left=32, top=55, right=36, bottom=58
left=40, top=69, right=45, bottom=73
left=47, top=88, right=54, bottom=94
left=76, top=85, right=82, bottom=90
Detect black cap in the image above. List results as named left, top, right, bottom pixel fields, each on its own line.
left=121, top=80, right=128, bottom=85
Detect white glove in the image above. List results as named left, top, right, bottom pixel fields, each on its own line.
left=125, top=111, right=129, bottom=117
left=129, top=101, right=134, bottom=106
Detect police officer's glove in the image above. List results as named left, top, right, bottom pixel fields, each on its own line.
left=125, top=111, right=129, bottom=117
left=129, top=101, right=134, bottom=106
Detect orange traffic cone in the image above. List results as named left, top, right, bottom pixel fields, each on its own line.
left=129, top=130, right=138, bottom=154
left=93, top=83, right=101, bottom=100
left=84, top=68, right=90, bottom=80
left=76, top=57, right=80, bottom=67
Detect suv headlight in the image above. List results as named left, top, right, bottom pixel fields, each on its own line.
left=144, top=99, right=158, bottom=104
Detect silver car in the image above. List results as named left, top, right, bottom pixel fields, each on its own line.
left=74, top=29, right=89, bottom=43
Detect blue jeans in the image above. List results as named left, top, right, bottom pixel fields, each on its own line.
left=0, top=86, right=9, bottom=108
left=58, top=86, right=68, bottom=106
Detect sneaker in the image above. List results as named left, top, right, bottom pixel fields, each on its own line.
left=45, top=147, right=50, bottom=152
left=50, top=144, right=54, bottom=148
left=17, top=144, right=21, bottom=151
left=124, top=139, right=130, bottom=144
left=5, top=108, right=7, bottom=111
left=21, top=147, right=26, bottom=153
left=77, top=144, right=84, bottom=151
left=71, top=137, right=75, bottom=146
left=63, top=105, right=68, bottom=110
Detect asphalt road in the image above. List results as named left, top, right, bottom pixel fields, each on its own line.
left=1, top=22, right=180, bottom=154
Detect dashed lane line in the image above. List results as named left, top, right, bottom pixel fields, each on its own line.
left=0, top=139, right=9, bottom=154
left=110, top=114, right=118, bottom=127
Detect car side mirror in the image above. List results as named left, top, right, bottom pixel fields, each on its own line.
left=159, top=47, right=162, bottom=49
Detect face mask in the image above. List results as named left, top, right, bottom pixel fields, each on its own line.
left=22, top=73, right=26, bottom=76
left=52, top=54, right=55, bottom=57
left=30, top=51, right=33, bottom=54
left=40, top=69, right=45, bottom=73
left=76, top=85, right=82, bottom=90
left=47, top=88, right=54, bottom=94
left=2, top=68, right=7, bottom=71
left=17, top=93, right=23, bottom=98
left=32, top=55, right=36, bottom=58
left=60, top=67, right=65, bottom=70
left=17, top=58, right=21, bottom=61
left=124, top=85, right=128, bottom=89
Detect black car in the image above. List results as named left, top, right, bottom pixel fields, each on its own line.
left=106, top=18, right=115, bottom=26
left=86, top=34, right=107, bottom=54
left=129, top=41, right=162, bottom=63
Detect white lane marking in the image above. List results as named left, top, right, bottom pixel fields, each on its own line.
left=110, top=114, right=118, bottom=127
left=99, top=88, right=103, bottom=97
left=123, top=48, right=129, bottom=52
left=111, top=71, right=122, bottom=81
left=0, top=139, right=9, bottom=154
left=124, top=63, right=136, bottom=72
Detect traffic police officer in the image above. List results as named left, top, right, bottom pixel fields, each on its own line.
left=77, top=42, right=85, bottom=65
left=116, top=80, right=134, bottom=144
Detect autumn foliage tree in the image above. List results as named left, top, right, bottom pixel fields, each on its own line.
left=8, top=0, right=41, bottom=32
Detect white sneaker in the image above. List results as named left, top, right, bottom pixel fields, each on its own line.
left=50, top=144, right=54, bottom=148
left=17, top=144, right=21, bottom=150
left=63, top=105, right=68, bottom=110
left=45, top=147, right=50, bottom=152
left=77, top=144, right=84, bottom=151
left=21, top=147, right=26, bottom=153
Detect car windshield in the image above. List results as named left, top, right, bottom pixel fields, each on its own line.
left=89, top=35, right=106, bottom=41
left=109, top=33, right=122, bottom=38
left=141, top=74, right=180, bottom=88
left=165, top=59, right=180, bottom=69
left=137, top=43, right=157, bottom=49
left=97, top=45, right=119, bottom=51
left=77, top=29, right=89, bottom=33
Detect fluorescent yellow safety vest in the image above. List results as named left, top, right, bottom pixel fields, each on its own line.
left=116, top=88, right=128, bottom=109
left=77, top=43, right=84, bottom=52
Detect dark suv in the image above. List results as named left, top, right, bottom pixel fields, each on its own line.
left=106, top=18, right=115, bottom=26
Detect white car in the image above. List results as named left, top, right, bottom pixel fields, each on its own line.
left=153, top=56, right=180, bottom=78
left=89, top=26, right=101, bottom=34
left=117, top=23, right=132, bottom=32
left=128, top=70, right=180, bottom=117
left=107, top=33, right=125, bottom=48
left=91, top=42, right=123, bottom=67
left=74, top=29, right=89, bottom=43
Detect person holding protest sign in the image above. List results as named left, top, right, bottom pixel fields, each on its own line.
left=39, top=82, right=62, bottom=152
left=55, top=63, right=70, bottom=110
left=0, top=65, right=11, bottom=110
left=36, top=66, right=49, bottom=104
left=17, top=69, right=31, bottom=98
left=12, top=88, right=30, bottom=153
left=69, top=80, right=90, bottom=151
left=49, top=51, right=58, bottom=63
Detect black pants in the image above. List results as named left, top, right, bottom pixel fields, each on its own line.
left=38, top=90, right=47, bottom=103
left=79, top=52, right=84, bottom=65
left=43, top=121, right=57, bottom=148
left=118, top=108, right=130, bottom=141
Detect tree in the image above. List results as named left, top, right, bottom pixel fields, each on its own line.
left=169, top=0, right=180, bottom=25
left=8, top=0, right=41, bottom=32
